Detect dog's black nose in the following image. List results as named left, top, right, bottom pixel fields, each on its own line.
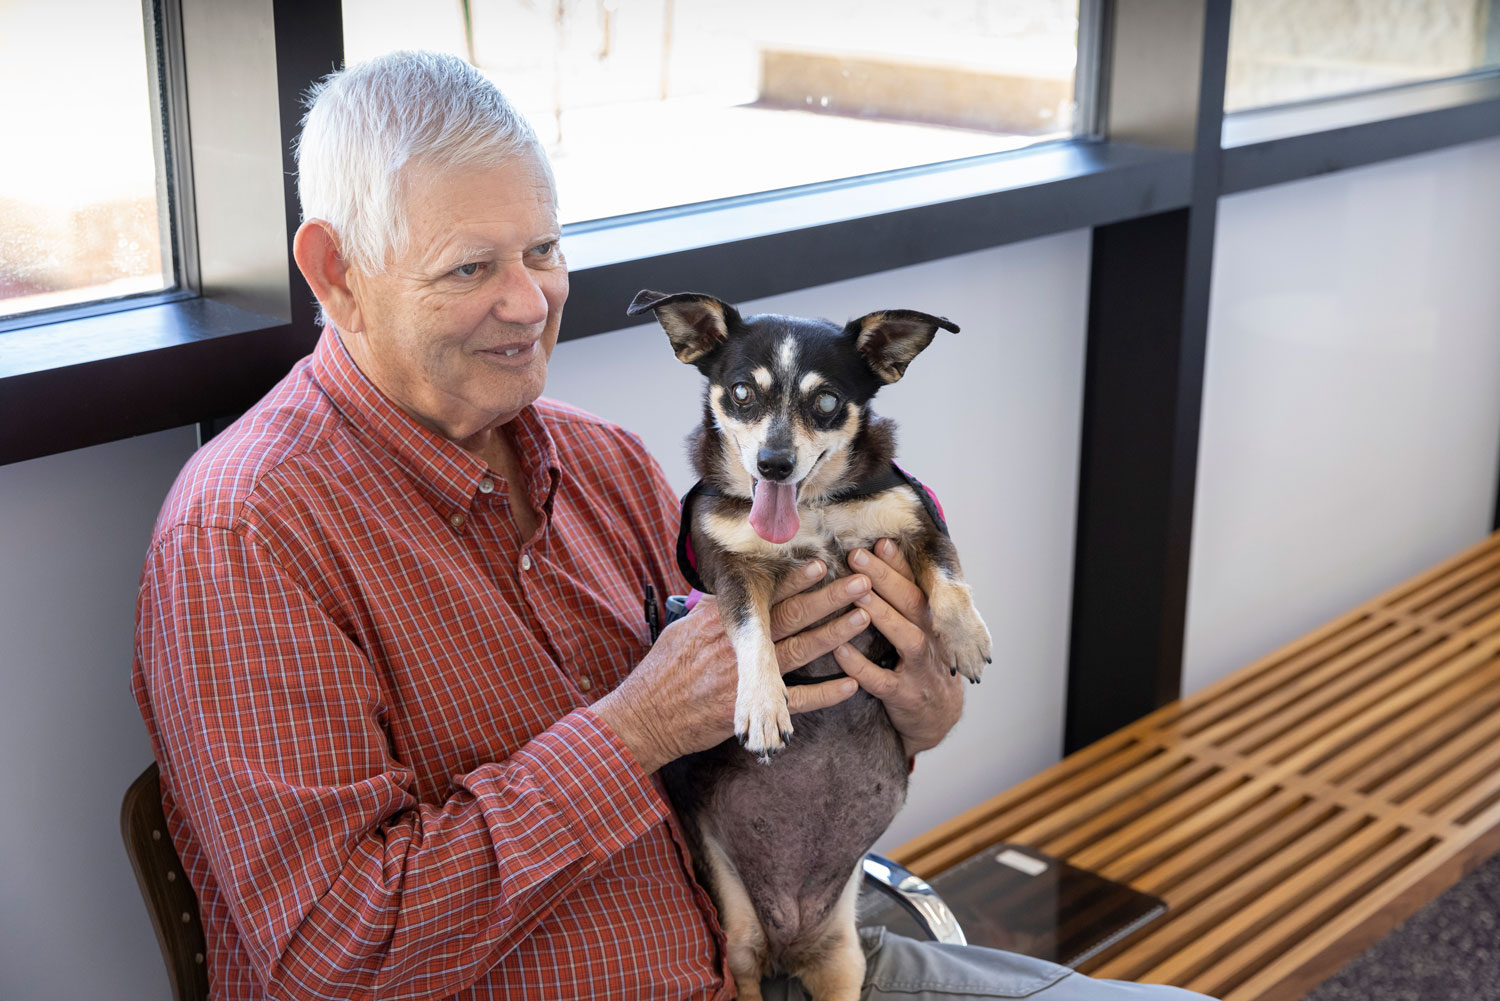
left=756, top=448, right=796, bottom=481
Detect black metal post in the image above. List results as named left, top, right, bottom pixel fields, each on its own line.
left=1064, top=0, right=1232, bottom=753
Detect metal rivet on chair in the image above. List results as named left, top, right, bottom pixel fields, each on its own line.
left=181, top=912, right=191, bottom=924
left=152, top=829, right=162, bottom=840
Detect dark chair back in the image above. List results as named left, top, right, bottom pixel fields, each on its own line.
left=121, top=762, right=210, bottom=1001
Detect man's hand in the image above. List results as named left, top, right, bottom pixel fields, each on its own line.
left=594, top=562, right=871, bottom=773
left=831, top=539, right=966, bottom=757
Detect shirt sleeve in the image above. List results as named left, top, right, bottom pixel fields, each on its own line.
left=136, top=523, right=668, bottom=1000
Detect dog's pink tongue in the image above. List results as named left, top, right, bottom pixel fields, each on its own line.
left=749, top=480, right=800, bottom=544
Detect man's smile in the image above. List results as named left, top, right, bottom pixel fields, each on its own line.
left=476, top=339, right=541, bottom=366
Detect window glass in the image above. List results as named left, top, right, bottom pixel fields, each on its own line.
left=1225, top=0, right=1500, bottom=113
left=344, top=0, right=1084, bottom=225
left=0, top=0, right=175, bottom=321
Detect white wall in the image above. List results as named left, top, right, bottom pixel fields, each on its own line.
left=1184, top=136, right=1500, bottom=695
left=548, top=232, right=1094, bottom=849
left=0, top=425, right=196, bottom=1001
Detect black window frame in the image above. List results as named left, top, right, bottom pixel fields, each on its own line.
left=5, top=0, right=1500, bottom=752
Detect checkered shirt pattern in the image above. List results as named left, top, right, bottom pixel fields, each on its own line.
left=131, top=328, right=732, bottom=1000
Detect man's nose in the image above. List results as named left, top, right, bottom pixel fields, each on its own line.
left=490, top=261, right=549, bottom=326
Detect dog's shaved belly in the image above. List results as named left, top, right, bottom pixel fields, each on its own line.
left=664, top=676, right=907, bottom=963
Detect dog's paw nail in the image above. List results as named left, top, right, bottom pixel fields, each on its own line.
left=736, top=731, right=749, bottom=747
left=949, top=665, right=957, bottom=677
left=780, top=728, right=794, bottom=744
left=985, top=657, right=992, bottom=664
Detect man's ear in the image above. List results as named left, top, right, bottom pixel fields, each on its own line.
left=844, top=309, right=960, bottom=383
left=627, top=289, right=743, bottom=367
left=293, top=219, right=363, bottom=332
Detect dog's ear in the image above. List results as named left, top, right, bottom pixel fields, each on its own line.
left=844, top=309, right=960, bottom=383
left=627, top=289, right=743, bottom=366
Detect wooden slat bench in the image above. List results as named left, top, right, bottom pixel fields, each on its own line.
left=891, top=530, right=1500, bottom=1001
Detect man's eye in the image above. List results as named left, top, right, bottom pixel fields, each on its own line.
left=530, top=241, right=556, bottom=257
left=815, top=392, right=839, bottom=415
left=731, top=383, right=754, bottom=404
left=453, top=261, right=482, bottom=277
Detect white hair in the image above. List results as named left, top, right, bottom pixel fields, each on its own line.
left=295, top=50, right=547, bottom=273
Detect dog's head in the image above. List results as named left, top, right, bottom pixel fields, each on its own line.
left=628, top=289, right=958, bottom=544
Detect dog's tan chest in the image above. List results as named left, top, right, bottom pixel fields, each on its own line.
left=700, top=488, right=924, bottom=564
left=815, top=489, right=924, bottom=554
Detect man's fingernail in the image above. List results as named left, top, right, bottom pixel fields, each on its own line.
left=846, top=576, right=869, bottom=595
left=850, top=549, right=869, bottom=568
left=878, top=539, right=895, bottom=557
left=836, top=643, right=853, bottom=657
left=804, top=561, right=823, bottom=579
left=854, top=593, right=872, bottom=607
left=850, top=610, right=869, bottom=627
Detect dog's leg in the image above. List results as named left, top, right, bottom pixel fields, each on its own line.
left=791, top=863, right=866, bottom=1001
left=905, top=541, right=992, bottom=682
left=718, top=570, right=792, bottom=759
left=702, top=831, right=771, bottom=1001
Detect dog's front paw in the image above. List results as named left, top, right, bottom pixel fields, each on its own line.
left=735, top=681, right=793, bottom=762
left=930, top=584, right=992, bottom=683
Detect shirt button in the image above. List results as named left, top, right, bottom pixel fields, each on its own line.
left=450, top=512, right=466, bottom=528
left=520, top=553, right=532, bottom=571
left=578, top=676, right=592, bottom=692
left=478, top=478, right=496, bottom=494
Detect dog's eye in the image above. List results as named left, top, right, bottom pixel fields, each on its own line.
left=815, top=392, right=839, bottom=415
left=731, top=383, right=755, bottom=405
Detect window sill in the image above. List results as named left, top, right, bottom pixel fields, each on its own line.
left=0, top=297, right=311, bottom=466
left=1221, top=71, right=1500, bottom=194
left=0, top=138, right=1190, bottom=466
left=561, top=139, right=1191, bottom=340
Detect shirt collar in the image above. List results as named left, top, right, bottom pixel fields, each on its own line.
left=309, top=327, right=562, bottom=518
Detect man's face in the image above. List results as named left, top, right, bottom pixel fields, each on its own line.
left=342, top=151, right=568, bottom=442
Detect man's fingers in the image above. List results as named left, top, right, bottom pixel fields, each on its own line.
left=874, top=539, right=915, bottom=582
left=771, top=560, right=826, bottom=603
left=833, top=643, right=902, bottom=700
left=849, top=547, right=926, bottom=622
left=776, top=608, right=869, bottom=671
left=770, top=570, right=870, bottom=640
left=787, top=675, right=859, bottom=715
left=852, top=589, right=927, bottom=660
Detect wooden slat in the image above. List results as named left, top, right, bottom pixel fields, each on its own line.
left=1325, top=679, right=1500, bottom=791
left=1088, top=811, right=1372, bottom=981
left=890, top=530, right=1500, bottom=1001
left=1185, top=830, right=1435, bottom=997
left=1147, top=824, right=1420, bottom=987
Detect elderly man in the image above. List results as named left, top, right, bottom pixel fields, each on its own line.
left=133, top=51, right=1214, bottom=1001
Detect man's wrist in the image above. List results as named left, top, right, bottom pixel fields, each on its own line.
left=593, top=688, right=671, bottom=774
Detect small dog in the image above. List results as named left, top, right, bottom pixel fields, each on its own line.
left=628, top=289, right=992, bottom=1000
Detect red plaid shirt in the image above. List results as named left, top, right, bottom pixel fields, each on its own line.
left=132, top=328, right=732, bottom=1000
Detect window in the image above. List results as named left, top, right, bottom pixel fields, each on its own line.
left=343, top=0, right=1087, bottom=225
left=0, top=0, right=181, bottom=323
left=1225, top=0, right=1500, bottom=113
